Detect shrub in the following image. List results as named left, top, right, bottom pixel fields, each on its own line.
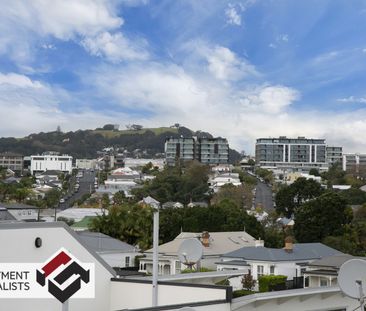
left=258, top=275, right=287, bottom=292
left=233, top=289, right=256, bottom=298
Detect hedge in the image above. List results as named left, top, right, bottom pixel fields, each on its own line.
left=233, top=290, right=256, bottom=298
left=258, top=275, right=287, bottom=292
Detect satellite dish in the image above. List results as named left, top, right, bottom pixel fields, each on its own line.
left=178, top=238, right=203, bottom=268
left=338, top=259, right=366, bottom=300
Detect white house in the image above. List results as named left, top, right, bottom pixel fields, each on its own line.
left=76, top=231, right=140, bottom=269
left=139, top=231, right=259, bottom=276
left=303, top=254, right=366, bottom=288
left=209, top=173, right=242, bottom=193
left=217, top=239, right=342, bottom=291
left=0, top=203, right=38, bottom=221
left=76, top=159, right=97, bottom=170
left=31, top=153, right=73, bottom=174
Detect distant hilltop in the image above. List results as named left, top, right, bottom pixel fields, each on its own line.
left=0, top=124, right=241, bottom=163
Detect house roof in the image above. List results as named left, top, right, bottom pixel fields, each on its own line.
left=71, top=216, right=96, bottom=229
left=223, top=243, right=342, bottom=262
left=76, top=231, right=137, bottom=254
left=145, top=231, right=257, bottom=257
left=0, top=207, right=16, bottom=221
left=0, top=203, right=38, bottom=210
left=307, top=254, right=366, bottom=269
left=37, top=170, right=62, bottom=176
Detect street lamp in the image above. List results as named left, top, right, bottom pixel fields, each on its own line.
left=143, top=196, right=160, bottom=307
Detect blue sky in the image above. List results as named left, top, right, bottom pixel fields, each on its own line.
left=1, top=0, right=366, bottom=153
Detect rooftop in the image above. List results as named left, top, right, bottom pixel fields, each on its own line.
left=307, top=254, right=366, bottom=269
left=145, top=231, right=257, bottom=257
left=76, top=231, right=137, bottom=253
left=224, top=243, right=342, bottom=262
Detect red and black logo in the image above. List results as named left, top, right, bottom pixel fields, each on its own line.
left=36, top=250, right=90, bottom=303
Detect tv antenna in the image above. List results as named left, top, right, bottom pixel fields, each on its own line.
left=338, top=259, right=366, bottom=311
left=178, top=238, right=203, bottom=271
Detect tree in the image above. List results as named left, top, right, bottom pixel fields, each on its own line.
left=101, top=193, right=110, bottom=209
left=294, top=192, right=352, bottom=242
left=90, top=203, right=153, bottom=250
left=275, top=178, right=324, bottom=218
left=211, top=184, right=245, bottom=208
left=102, top=124, right=115, bottom=130
left=309, top=168, right=320, bottom=176
left=242, top=271, right=256, bottom=291
left=113, top=191, right=126, bottom=205
left=44, top=189, right=61, bottom=208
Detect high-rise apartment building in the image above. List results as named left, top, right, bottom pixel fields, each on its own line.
left=0, top=153, right=24, bottom=172
left=342, top=153, right=366, bottom=176
left=326, top=146, right=343, bottom=165
left=255, top=136, right=328, bottom=171
left=165, top=137, right=229, bottom=165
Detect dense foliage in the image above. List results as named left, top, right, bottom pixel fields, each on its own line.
left=294, top=192, right=352, bottom=242
left=258, top=275, right=287, bottom=292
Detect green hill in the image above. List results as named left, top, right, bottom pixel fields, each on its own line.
left=0, top=125, right=241, bottom=163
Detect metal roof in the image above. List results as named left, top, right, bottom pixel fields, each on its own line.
left=223, top=243, right=342, bottom=262
left=307, top=254, right=366, bottom=269
left=76, top=231, right=137, bottom=254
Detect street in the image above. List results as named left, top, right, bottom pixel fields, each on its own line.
left=254, top=181, right=274, bottom=210
left=59, top=170, right=96, bottom=210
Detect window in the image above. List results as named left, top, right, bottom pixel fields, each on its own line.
left=257, top=265, right=264, bottom=277
left=175, top=261, right=181, bottom=274
left=125, top=256, right=130, bottom=267
left=320, top=277, right=328, bottom=287
left=270, top=265, right=275, bottom=275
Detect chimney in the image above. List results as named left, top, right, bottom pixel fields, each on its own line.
left=201, top=231, right=210, bottom=247
left=284, top=236, right=294, bottom=253
left=255, top=238, right=264, bottom=247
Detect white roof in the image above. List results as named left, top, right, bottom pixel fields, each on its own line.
left=53, top=208, right=108, bottom=221
left=145, top=231, right=257, bottom=257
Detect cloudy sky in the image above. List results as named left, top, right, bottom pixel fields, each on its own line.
left=1, top=0, right=366, bottom=153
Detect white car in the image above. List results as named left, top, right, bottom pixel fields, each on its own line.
left=59, top=198, right=65, bottom=204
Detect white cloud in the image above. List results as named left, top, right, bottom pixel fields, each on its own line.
left=0, top=72, right=43, bottom=88
left=225, top=7, right=241, bottom=26
left=0, top=0, right=150, bottom=65
left=82, top=31, right=149, bottom=62
left=207, top=46, right=257, bottom=81
left=337, top=96, right=366, bottom=103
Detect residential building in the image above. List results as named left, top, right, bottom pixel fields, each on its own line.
left=0, top=203, right=38, bottom=221
left=326, top=146, right=343, bottom=165
left=0, top=152, right=23, bottom=172
left=198, top=138, right=229, bottom=165
left=209, top=173, right=242, bottom=193
left=30, top=152, right=72, bottom=174
left=124, top=158, right=165, bottom=170
left=165, top=137, right=229, bottom=165
left=0, top=222, right=232, bottom=311
left=139, top=231, right=258, bottom=276
left=76, top=231, right=140, bottom=269
left=303, top=254, right=366, bottom=288
left=342, top=153, right=366, bottom=176
left=217, top=240, right=342, bottom=291
left=165, top=137, right=195, bottom=165
left=76, top=159, right=97, bottom=170
left=255, top=136, right=328, bottom=172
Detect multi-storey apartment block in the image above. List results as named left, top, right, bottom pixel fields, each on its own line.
left=342, top=153, right=366, bottom=176
left=198, top=138, right=229, bottom=165
left=30, top=152, right=73, bottom=174
left=326, top=146, right=343, bottom=165
left=165, top=137, right=229, bottom=165
left=255, top=136, right=328, bottom=171
left=0, top=153, right=23, bottom=172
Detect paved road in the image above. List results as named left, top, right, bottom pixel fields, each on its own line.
left=59, top=170, right=96, bottom=210
left=254, top=181, right=274, bottom=210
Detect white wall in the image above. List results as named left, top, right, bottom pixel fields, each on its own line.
left=100, top=252, right=137, bottom=268
left=0, top=224, right=113, bottom=311
left=110, top=280, right=228, bottom=310
left=31, top=155, right=73, bottom=174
